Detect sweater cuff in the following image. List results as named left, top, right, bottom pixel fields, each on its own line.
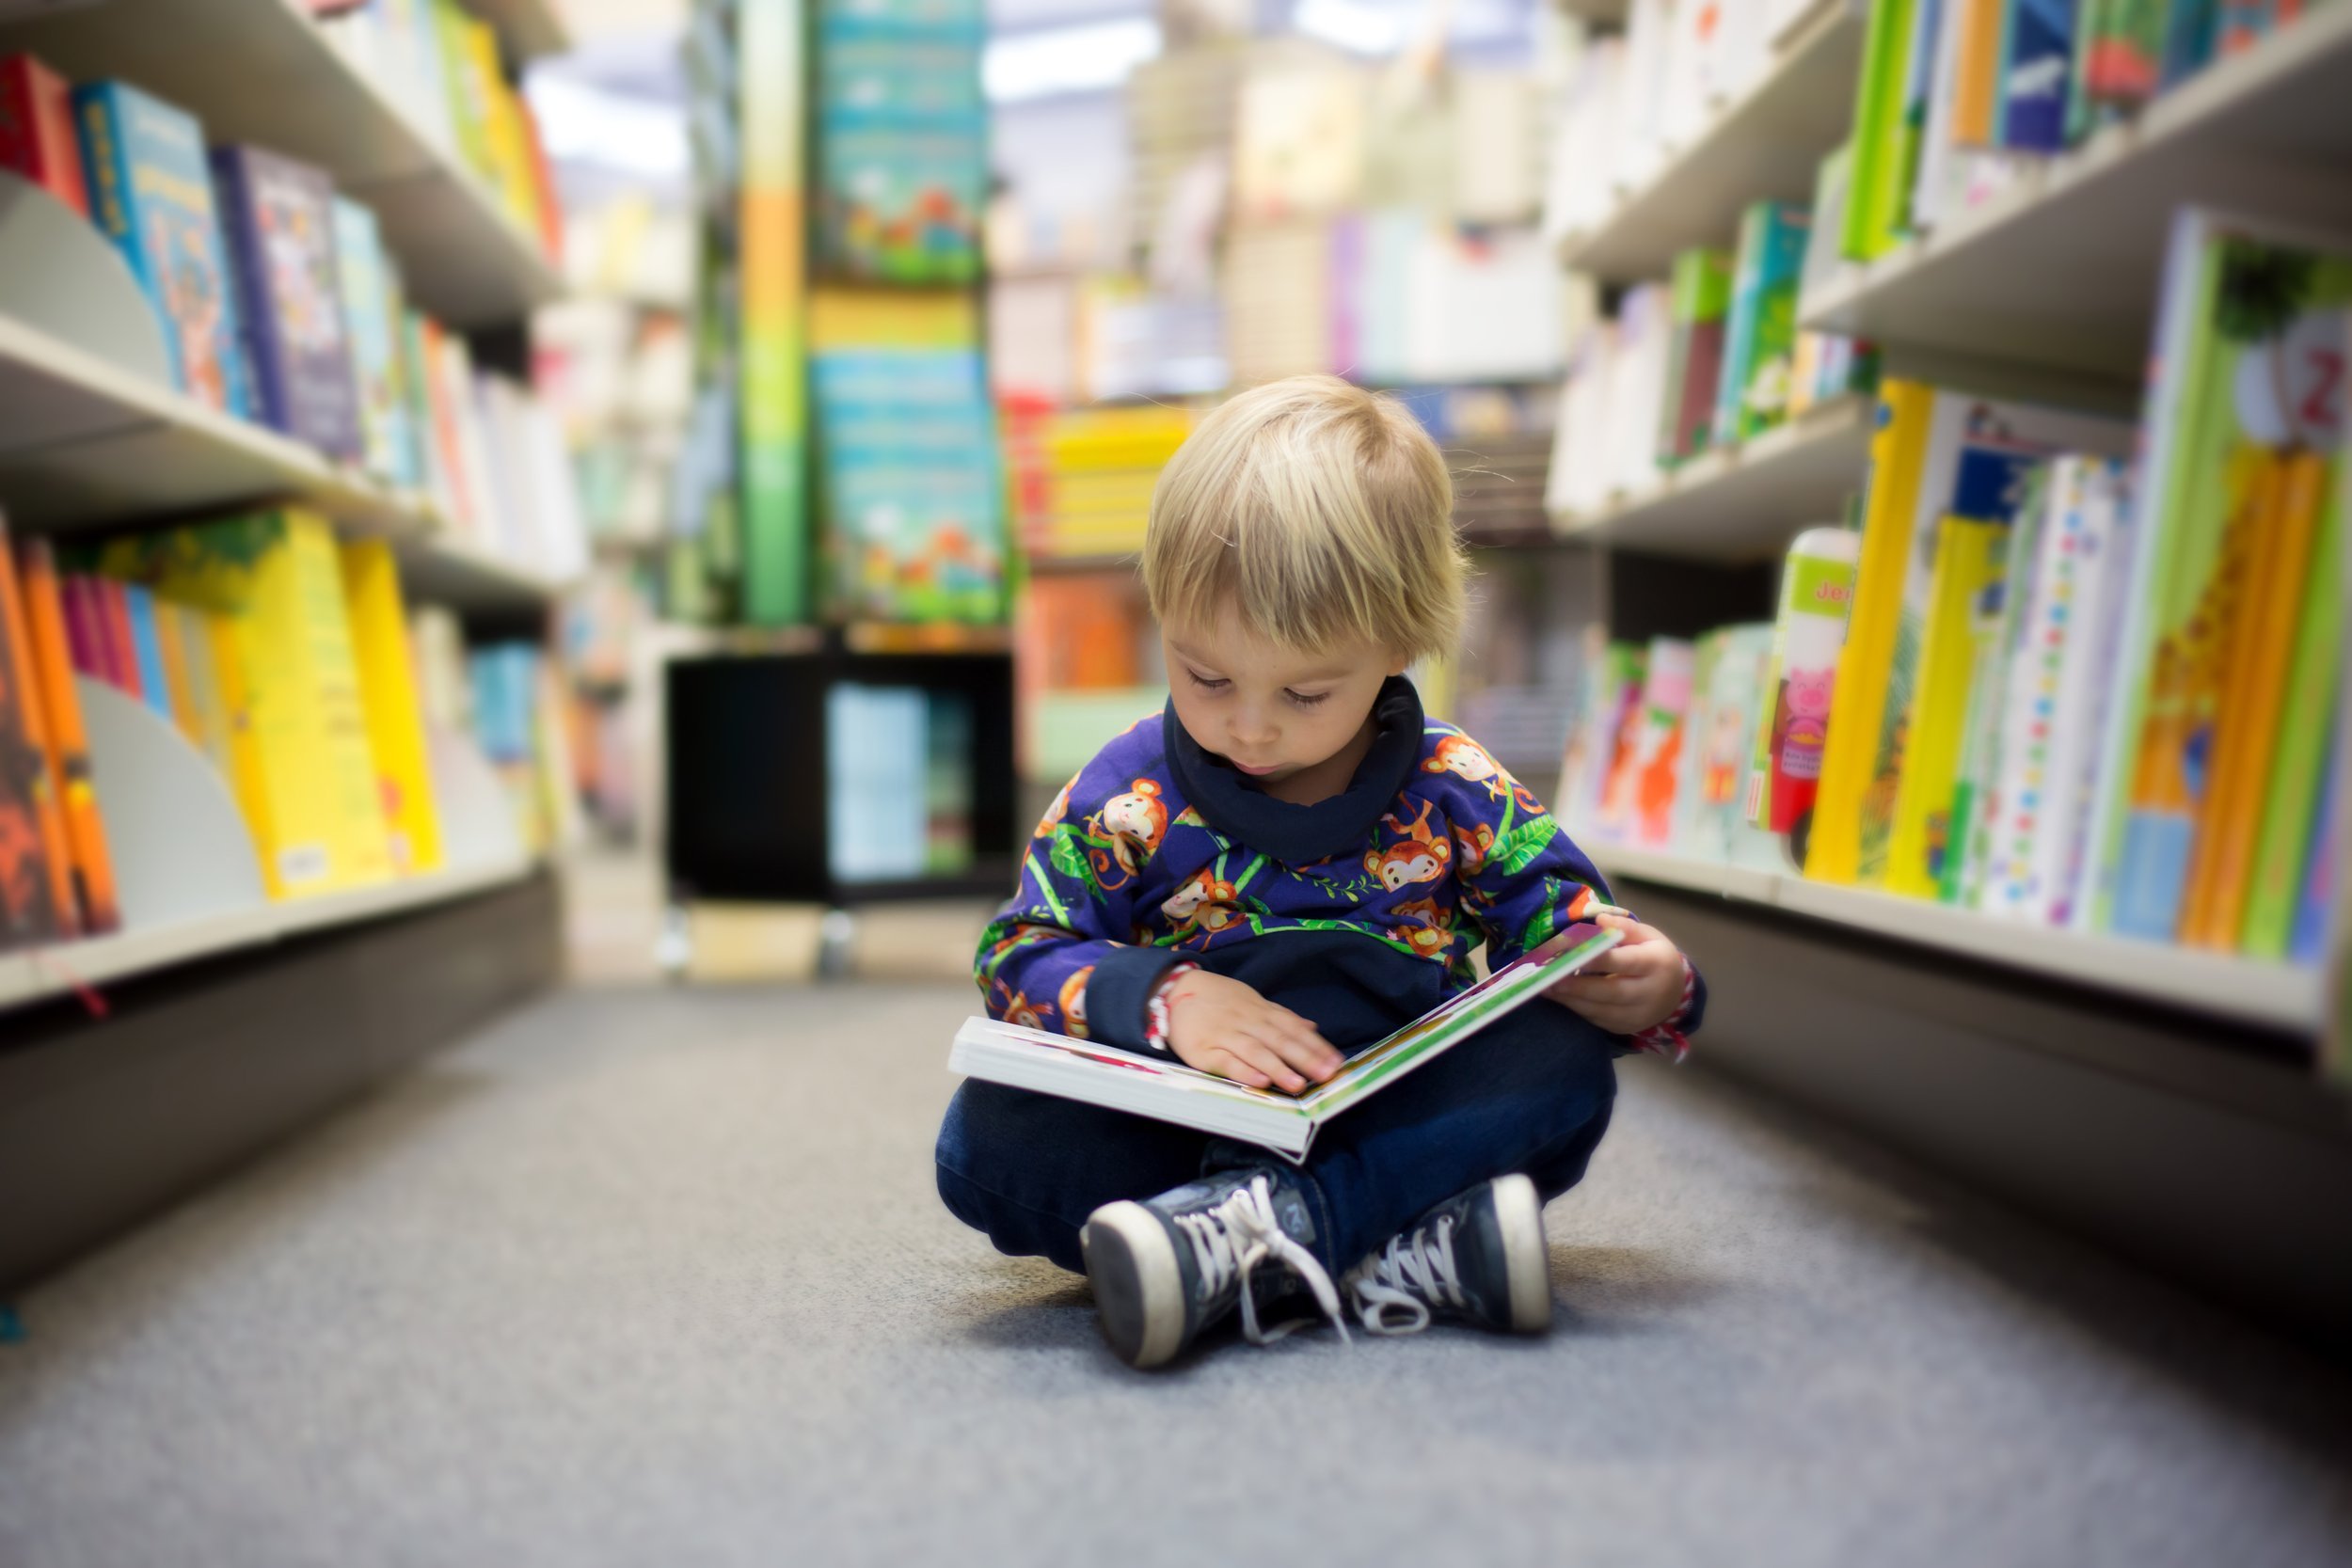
left=1087, top=944, right=1188, bottom=1053
left=1628, top=956, right=1704, bottom=1062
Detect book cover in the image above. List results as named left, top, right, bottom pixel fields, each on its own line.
left=98, top=510, right=393, bottom=899
left=2085, top=213, right=2352, bottom=940
left=211, top=145, right=363, bottom=461
left=1951, top=0, right=2008, bottom=144
left=434, top=0, right=498, bottom=180
left=1752, top=527, right=1861, bottom=839
left=1717, top=202, right=1812, bottom=447
left=340, top=539, right=443, bottom=876
left=1808, top=381, right=1937, bottom=879
left=2181, top=449, right=2328, bottom=946
left=2032, top=457, right=2132, bottom=925
left=74, top=81, right=249, bottom=417
left=331, top=198, right=405, bottom=483
left=1999, top=0, right=2078, bottom=152
left=2079, top=0, right=2167, bottom=105
left=1661, top=248, right=1734, bottom=464
left=14, top=540, right=118, bottom=933
left=0, top=53, right=90, bottom=217
left=2240, top=466, right=2340, bottom=958
left=1845, top=389, right=2133, bottom=885
left=1594, top=642, right=1652, bottom=842
left=1942, top=464, right=2048, bottom=906
left=1682, top=623, right=1784, bottom=868
left=1630, top=639, right=1695, bottom=848
left=2161, top=0, right=2218, bottom=85
left=948, top=927, right=1624, bottom=1162
left=0, top=519, right=78, bottom=941
left=1883, top=515, right=2010, bottom=898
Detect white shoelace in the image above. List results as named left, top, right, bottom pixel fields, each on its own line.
left=1343, top=1214, right=1464, bottom=1336
left=1173, top=1175, right=1349, bottom=1347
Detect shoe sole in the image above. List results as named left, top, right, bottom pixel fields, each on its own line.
left=1492, top=1174, right=1551, bottom=1334
left=1080, top=1202, right=1187, bottom=1369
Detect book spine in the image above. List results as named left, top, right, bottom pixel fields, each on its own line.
left=2241, top=465, right=2342, bottom=958
left=209, top=149, right=289, bottom=433
left=120, top=583, right=173, bottom=721
left=16, top=541, right=117, bottom=932
left=1999, top=0, right=2078, bottom=153
left=1807, top=380, right=1937, bottom=880
left=1885, top=514, right=2008, bottom=898
left=1715, top=204, right=1770, bottom=451
left=0, top=522, right=80, bottom=939
left=98, top=578, right=139, bottom=696
left=72, top=86, right=147, bottom=294
left=0, top=54, right=91, bottom=217
left=1757, top=529, right=1861, bottom=835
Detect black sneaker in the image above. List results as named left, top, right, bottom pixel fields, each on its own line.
left=1341, top=1174, right=1551, bottom=1336
left=1080, top=1166, right=1346, bottom=1369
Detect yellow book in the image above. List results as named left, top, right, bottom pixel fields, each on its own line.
left=1805, top=380, right=1937, bottom=884
left=1951, top=0, right=2004, bottom=148
left=340, top=539, right=445, bottom=876
left=1883, top=516, right=2008, bottom=899
left=102, top=511, right=392, bottom=899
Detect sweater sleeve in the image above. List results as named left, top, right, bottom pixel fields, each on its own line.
left=972, top=758, right=1184, bottom=1053
left=1444, top=747, right=1708, bottom=1054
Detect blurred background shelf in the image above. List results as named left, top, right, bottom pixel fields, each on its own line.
left=0, top=316, right=571, bottom=609
left=0, top=0, right=564, bottom=326
left=1556, top=395, right=1870, bottom=560
left=1592, top=843, right=2323, bottom=1035
left=1799, top=3, right=2352, bottom=377
left=1555, top=0, right=1864, bottom=282
left=467, top=0, right=571, bottom=61
left=0, top=854, right=534, bottom=1013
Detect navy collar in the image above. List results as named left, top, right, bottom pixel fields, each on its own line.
left=1164, top=675, right=1425, bottom=865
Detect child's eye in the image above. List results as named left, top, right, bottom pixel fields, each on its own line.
left=1186, top=670, right=1230, bottom=692
left=1285, top=689, right=1330, bottom=708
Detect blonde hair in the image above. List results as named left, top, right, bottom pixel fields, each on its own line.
left=1142, top=374, right=1466, bottom=662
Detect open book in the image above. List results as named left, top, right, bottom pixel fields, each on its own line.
left=947, top=927, right=1622, bottom=1162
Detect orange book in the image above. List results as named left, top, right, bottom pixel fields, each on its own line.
left=151, top=594, right=201, bottom=745
left=15, top=540, right=118, bottom=931
left=2182, top=450, right=2326, bottom=948
left=1950, top=0, right=2005, bottom=147
left=0, top=524, right=82, bottom=937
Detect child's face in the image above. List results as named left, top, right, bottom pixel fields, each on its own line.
left=1162, top=607, right=1406, bottom=789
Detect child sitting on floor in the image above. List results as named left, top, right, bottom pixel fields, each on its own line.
left=936, top=374, right=1704, bottom=1369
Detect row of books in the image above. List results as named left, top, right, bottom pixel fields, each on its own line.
left=0, top=506, right=567, bottom=952
left=1547, top=194, right=1875, bottom=517
left=314, top=0, right=563, bottom=254
left=826, top=683, right=976, bottom=884
left=1543, top=0, right=1829, bottom=243
left=1569, top=204, right=2347, bottom=965
left=1842, top=0, right=2321, bottom=261
left=1003, top=401, right=1194, bottom=562
left=0, top=55, right=582, bottom=580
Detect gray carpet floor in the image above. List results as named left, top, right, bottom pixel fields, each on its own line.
left=3, top=979, right=2349, bottom=1568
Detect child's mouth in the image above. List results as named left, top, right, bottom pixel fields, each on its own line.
left=1229, top=758, right=1281, bottom=777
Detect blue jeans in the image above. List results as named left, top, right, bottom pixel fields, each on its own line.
left=934, top=1004, right=1620, bottom=1274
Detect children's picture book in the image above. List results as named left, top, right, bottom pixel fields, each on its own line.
left=1749, top=526, right=1859, bottom=839
left=1, top=53, right=90, bottom=217
left=2081, top=209, right=2351, bottom=942
left=1882, top=512, right=2010, bottom=898
left=948, top=927, right=1624, bottom=1162
left=1715, top=200, right=1810, bottom=447
left=331, top=198, right=405, bottom=483
left=74, top=81, right=249, bottom=417
left=212, top=146, right=363, bottom=460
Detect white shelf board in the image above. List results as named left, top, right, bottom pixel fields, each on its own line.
left=0, top=0, right=562, bottom=326
left=1587, top=842, right=2323, bottom=1034
left=0, top=854, right=536, bottom=1012
left=1557, top=0, right=1866, bottom=282
left=1555, top=396, right=1872, bottom=561
left=0, top=315, right=567, bottom=610
left=1799, top=3, right=2352, bottom=378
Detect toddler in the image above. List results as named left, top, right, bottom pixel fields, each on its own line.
left=936, top=375, right=1704, bottom=1368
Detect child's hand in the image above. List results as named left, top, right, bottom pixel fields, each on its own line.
left=1162, top=970, right=1343, bottom=1094
left=1542, top=912, right=1688, bottom=1035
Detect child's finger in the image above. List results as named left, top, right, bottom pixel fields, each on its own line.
left=1262, top=1010, right=1342, bottom=1072
left=1226, top=1032, right=1309, bottom=1093
left=1206, top=1049, right=1274, bottom=1090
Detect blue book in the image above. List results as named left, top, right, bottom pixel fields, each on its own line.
left=1712, top=202, right=1810, bottom=448
left=210, top=145, right=364, bottom=461
left=2000, top=0, right=2077, bottom=152
left=827, top=684, right=930, bottom=884
left=72, top=81, right=252, bottom=418
left=118, top=583, right=174, bottom=721
left=331, top=197, right=408, bottom=483
left=2160, top=0, right=2218, bottom=87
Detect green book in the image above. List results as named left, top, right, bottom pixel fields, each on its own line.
left=2241, top=485, right=2344, bottom=958
left=1843, top=0, right=1925, bottom=263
